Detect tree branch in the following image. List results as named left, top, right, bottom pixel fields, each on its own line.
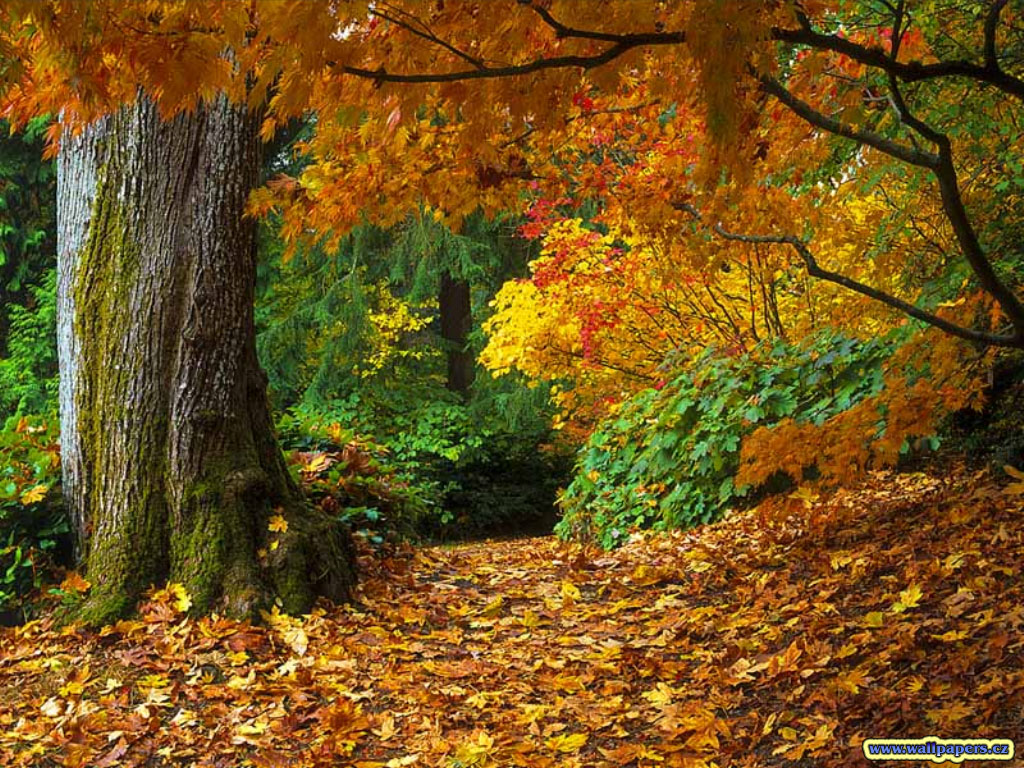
left=984, top=0, right=1010, bottom=70
left=338, top=41, right=643, bottom=83
left=772, top=22, right=1024, bottom=102
left=932, top=146, right=1024, bottom=338
left=520, top=1, right=683, bottom=45
left=675, top=203, right=1023, bottom=349
left=372, top=5, right=486, bottom=70
left=758, top=76, right=940, bottom=168
left=336, top=4, right=1024, bottom=103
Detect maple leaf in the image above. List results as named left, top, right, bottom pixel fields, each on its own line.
left=561, top=580, right=582, bottom=602
left=452, top=731, right=496, bottom=766
left=479, top=595, right=503, bottom=618
left=60, top=572, right=91, bottom=594
left=19, top=484, right=48, bottom=504
left=268, top=514, right=289, bottom=533
left=863, top=611, right=885, bottom=627
left=545, top=732, right=588, bottom=753
left=890, top=583, right=923, bottom=613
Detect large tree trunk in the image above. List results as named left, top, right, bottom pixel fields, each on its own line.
left=56, top=96, right=356, bottom=624
left=439, top=270, right=474, bottom=394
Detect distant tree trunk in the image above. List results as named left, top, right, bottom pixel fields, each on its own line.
left=56, top=95, right=355, bottom=624
left=439, top=270, right=474, bottom=394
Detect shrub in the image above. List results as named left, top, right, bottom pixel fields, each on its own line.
left=0, top=269, right=58, bottom=418
left=277, top=380, right=569, bottom=540
left=277, top=415, right=437, bottom=544
left=0, top=416, right=67, bottom=617
left=556, top=332, right=896, bottom=547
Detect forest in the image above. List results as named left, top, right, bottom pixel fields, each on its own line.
left=0, top=1, right=1022, bottom=766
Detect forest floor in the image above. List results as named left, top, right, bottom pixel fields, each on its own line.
left=1, top=464, right=1023, bottom=767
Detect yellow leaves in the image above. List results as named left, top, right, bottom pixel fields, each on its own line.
left=478, top=595, right=504, bottom=619
left=168, top=584, right=192, bottom=614
left=147, top=583, right=192, bottom=613
left=863, top=611, right=885, bottom=628
left=19, top=484, right=47, bottom=504
left=58, top=666, right=92, bottom=697
left=545, top=732, right=588, bottom=753
left=517, top=609, right=540, bottom=629
left=930, top=629, right=969, bottom=643
left=642, top=682, right=675, bottom=708
left=1003, top=465, right=1024, bottom=495
left=262, top=605, right=310, bottom=657
left=890, top=583, right=923, bottom=614
left=630, top=563, right=667, bottom=587
left=835, top=668, right=869, bottom=694
left=136, top=673, right=170, bottom=692
left=450, top=731, right=497, bottom=767
left=302, top=453, right=331, bottom=475
left=560, top=580, right=582, bottom=601
left=788, top=486, right=819, bottom=508
left=235, top=716, right=270, bottom=737
left=268, top=514, right=289, bottom=533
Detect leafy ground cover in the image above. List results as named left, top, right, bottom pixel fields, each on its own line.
left=1, top=465, right=1022, bottom=767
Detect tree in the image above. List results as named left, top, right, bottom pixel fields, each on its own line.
left=439, top=270, right=474, bottom=394
left=3, top=0, right=1022, bottom=615
left=254, top=1, right=1023, bottom=349
left=54, top=94, right=354, bottom=622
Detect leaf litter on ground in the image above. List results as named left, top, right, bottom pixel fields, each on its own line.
left=1, top=464, right=1022, bottom=767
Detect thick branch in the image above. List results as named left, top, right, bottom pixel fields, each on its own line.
left=984, top=0, right=1010, bottom=70
left=932, top=147, right=1024, bottom=336
left=759, top=76, right=940, bottom=168
left=336, top=4, right=1024, bottom=101
left=676, top=203, right=1023, bottom=349
left=772, top=22, right=1024, bottom=101
left=886, top=74, right=946, bottom=146
left=522, top=1, right=684, bottom=45
left=338, top=41, right=644, bottom=83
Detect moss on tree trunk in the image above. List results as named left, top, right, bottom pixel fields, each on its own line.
left=56, top=96, right=356, bottom=625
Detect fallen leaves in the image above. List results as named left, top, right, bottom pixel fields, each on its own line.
left=0, top=464, right=1022, bottom=766
left=58, top=572, right=90, bottom=594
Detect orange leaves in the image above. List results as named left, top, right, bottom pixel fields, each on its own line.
left=59, top=572, right=91, bottom=594
left=1003, top=465, right=1024, bottom=495
left=2, top=464, right=1024, bottom=766
left=545, top=731, right=588, bottom=753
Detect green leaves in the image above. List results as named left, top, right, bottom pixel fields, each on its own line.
left=557, top=331, right=894, bottom=547
left=0, top=416, right=65, bottom=612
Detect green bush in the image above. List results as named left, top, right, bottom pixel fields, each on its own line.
left=0, top=269, right=58, bottom=417
left=0, top=416, right=67, bottom=616
left=556, top=332, right=897, bottom=548
left=278, top=377, right=568, bottom=539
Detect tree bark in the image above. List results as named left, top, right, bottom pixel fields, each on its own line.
left=439, top=270, right=474, bottom=394
left=56, top=96, right=356, bottom=624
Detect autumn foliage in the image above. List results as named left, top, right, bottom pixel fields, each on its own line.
left=2, top=466, right=1022, bottom=766
left=1, top=1, right=1023, bottom=763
